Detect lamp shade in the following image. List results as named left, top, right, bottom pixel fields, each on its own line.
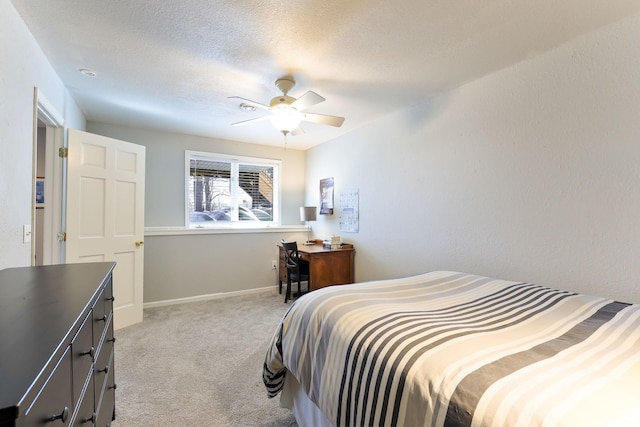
left=300, top=206, right=317, bottom=222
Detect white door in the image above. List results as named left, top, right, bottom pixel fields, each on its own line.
left=66, top=129, right=145, bottom=330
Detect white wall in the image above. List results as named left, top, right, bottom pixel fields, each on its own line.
left=142, top=230, right=306, bottom=302
left=86, top=122, right=307, bottom=227
left=6, top=0, right=639, bottom=304
left=86, top=122, right=308, bottom=302
left=307, top=13, right=640, bottom=303
left=0, top=0, right=85, bottom=269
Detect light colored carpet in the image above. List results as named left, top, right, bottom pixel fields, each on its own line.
left=110, top=289, right=297, bottom=427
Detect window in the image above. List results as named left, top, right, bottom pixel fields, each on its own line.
left=186, top=151, right=280, bottom=227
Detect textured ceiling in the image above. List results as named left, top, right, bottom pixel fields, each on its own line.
left=10, top=0, right=640, bottom=149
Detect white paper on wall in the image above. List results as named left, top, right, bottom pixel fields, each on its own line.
left=339, top=189, right=359, bottom=233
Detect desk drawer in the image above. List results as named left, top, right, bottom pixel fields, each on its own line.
left=298, top=252, right=310, bottom=262
left=278, top=250, right=287, bottom=283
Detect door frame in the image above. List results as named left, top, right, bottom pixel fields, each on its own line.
left=33, top=88, right=65, bottom=265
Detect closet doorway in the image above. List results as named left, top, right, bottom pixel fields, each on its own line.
left=32, top=89, right=65, bottom=266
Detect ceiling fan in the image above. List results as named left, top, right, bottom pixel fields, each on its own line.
left=229, top=77, right=345, bottom=136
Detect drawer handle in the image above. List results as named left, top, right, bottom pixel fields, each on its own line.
left=109, top=383, right=118, bottom=390
left=48, top=406, right=69, bottom=423
left=108, top=337, right=117, bottom=344
left=97, top=365, right=109, bottom=374
left=81, top=412, right=96, bottom=424
left=96, top=314, right=107, bottom=322
left=80, top=346, right=95, bottom=359
left=105, top=296, right=115, bottom=302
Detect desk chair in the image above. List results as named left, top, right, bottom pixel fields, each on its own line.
left=281, top=240, right=310, bottom=303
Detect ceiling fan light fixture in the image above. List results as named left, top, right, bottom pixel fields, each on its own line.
left=230, top=75, right=344, bottom=137
left=270, top=95, right=295, bottom=109
left=268, top=111, right=301, bottom=133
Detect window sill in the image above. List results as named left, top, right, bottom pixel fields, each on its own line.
left=144, top=225, right=306, bottom=236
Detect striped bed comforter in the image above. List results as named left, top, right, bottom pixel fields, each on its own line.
left=263, top=271, right=640, bottom=427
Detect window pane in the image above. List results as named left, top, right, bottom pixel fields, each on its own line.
left=189, top=159, right=232, bottom=222
left=186, top=152, right=278, bottom=227
left=237, top=164, right=274, bottom=222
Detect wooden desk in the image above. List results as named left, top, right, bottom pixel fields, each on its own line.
left=278, top=242, right=355, bottom=291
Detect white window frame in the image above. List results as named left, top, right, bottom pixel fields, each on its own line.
left=185, top=150, right=281, bottom=228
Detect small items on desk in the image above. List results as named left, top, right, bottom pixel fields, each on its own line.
left=323, top=235, right=342, bottom=250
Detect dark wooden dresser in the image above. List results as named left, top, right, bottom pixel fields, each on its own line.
left=0, top=262, right=117, bottom=427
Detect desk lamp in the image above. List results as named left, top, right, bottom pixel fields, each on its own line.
left=300, top=206, right=317, bottom=245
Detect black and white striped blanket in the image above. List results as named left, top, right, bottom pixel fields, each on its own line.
left=263, top=271, right=640, bottom=427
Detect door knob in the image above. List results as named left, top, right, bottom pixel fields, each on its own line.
left=135, top=241, right=144, bottom=247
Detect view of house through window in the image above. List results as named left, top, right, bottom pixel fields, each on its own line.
left=186, top=151, right=279, bottom=227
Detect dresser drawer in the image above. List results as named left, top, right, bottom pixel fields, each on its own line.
left=71, top=312, right=94, bottom=407
left=95, top=358, right=115, bottom=427
left=92, top=288, right=108, bottom=347
left=94, top=317, right=114, bottom=398
left=104, top=278, right=114, bottom=316
left=70, top=374, right=95, bottom=427
left=23, top=348, right=73, bottom=426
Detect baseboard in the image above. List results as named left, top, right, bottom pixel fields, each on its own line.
left=143, top=285, right=278, bottom=309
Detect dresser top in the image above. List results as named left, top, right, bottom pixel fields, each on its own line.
left=0, top=262, right=115, bottom=419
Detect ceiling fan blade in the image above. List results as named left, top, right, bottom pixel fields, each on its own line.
left=291, top=91, right=325, bottom=111
left=228, top=96, right=270, bottom=111
left=291, top=125, right=305, bottom=136
left=231, top=116, right=268, bottom=126
left=301, top=112, right=345, bottom=127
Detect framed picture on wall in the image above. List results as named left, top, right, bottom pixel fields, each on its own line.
left=35, top=177, right=45, bottom=209
left=320, top=177, right=334, bottom=215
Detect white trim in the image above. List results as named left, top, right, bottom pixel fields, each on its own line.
left=143, top=285, right=279, bottom=309
left=185, top=149, right=282, bottom=227
left=188, top=150, right=282, bottom=165
left=36, top=89, right=65, bottom=126
left=144, top=225, right=305, bottom=236
left=33, top=88, right=65, bottom=265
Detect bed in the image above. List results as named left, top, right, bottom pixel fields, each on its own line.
left=263, top=270, right=640, bottom=427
